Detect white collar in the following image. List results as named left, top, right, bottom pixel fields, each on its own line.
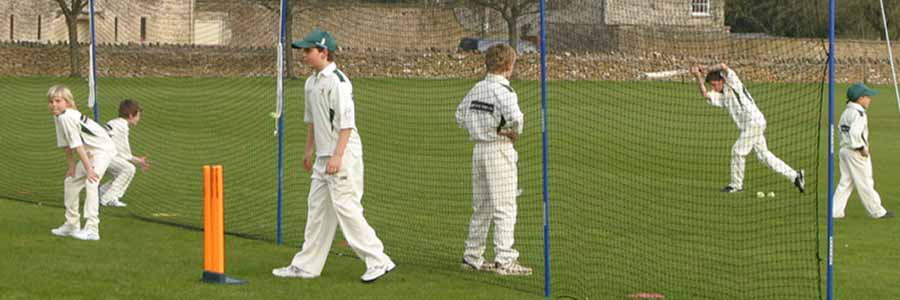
left=316, top=62, right=337, bottom=77
left=486, top=73, right=510, bottom=85
left=848, top=102, right=866, bottom=112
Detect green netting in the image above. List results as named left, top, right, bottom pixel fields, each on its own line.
left=0, top=1, right=831, bottom=299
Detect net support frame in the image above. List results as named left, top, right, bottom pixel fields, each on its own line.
left=827, top=0, right=836, bottom=299
left=88, top=0, right=99, bottom=120
left=877, top=0, right=900, bottom=115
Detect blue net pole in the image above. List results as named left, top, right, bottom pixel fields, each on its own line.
left=276, top=0, right=287, bottom=245
left=89, top=0, right=99, bottom=121
left=540, top=0, right=551, bottom=298
left=827, top=0, right=836, bottom=299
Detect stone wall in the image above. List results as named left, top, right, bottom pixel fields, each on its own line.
left=605, top=0, right=726, bottom=28
left=2, top=38, right=899, bottom=84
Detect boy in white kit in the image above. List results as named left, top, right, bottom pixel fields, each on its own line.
left=100, top=99, right=150, bottom=207
left=690, top=63, right=806, bottom=193
left=272, top=29, right=395, bottom=283
left=456, top=44, right=531, bottom=276
left=48, top=85, right=117, bottom=241
left=833, top=83, right=893, bottom=219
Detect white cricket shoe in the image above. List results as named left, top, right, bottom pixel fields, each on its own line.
left=461, top=259, right=496, bottom=272
left=105, top=200, right=128, bottom=207
left=71, top=229, right=100, bottom=241
left=51, top=224, right=79, bottom=237
left=272, top=265, right=318, bottom=279
left=495, top=261, right=532, bottom=276
left=361, top=261, right=396, bottom=283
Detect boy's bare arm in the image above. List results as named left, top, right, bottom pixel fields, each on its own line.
left=706, top=63, right=728, bottom=73
left=326, top=129, right=352, bottom=174
left=303, top=125, right=315, bottom=172
left=690, top=65, right=709, bottom=98
left=64, top=148, right=76, bottom=177
left=73, top=146, right=98, bottom=182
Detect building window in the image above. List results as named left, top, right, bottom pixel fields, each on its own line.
left=37, top=15, right=41, bottom=40
left=691, top=0, right=711, bottom=16
left=114, top=17, right=118, bottom=42
left=140, top=17, right=147, bottom=43
left=9, top=15, right=13, bottom=40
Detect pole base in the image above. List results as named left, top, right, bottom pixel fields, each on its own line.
left=202, top=271, right=247, bottom=285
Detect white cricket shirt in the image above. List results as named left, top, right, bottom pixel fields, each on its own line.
left=707, top=69, right=766, bottom=130
left=456, top=74, right=524, bottom=142
left=55, top=108, right=117, bottom=155
left=304, top=62, right=362, bottom=158
left=839, top=102, right=869, bottom=150
left=105, top=118, right=134, bottom=161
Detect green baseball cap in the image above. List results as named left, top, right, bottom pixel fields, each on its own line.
left=847, top=82, right=878, bottom=102
left=291, top=29, right=337, bottom=51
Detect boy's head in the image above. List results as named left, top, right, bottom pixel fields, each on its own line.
left=847, top=82, right=878, bottom=108
left=292, top=29, right=337, bottom=70
left=485, top=44, right=517, bottom=77
left=118, top=99, right=143, bottom=125
left=47, top=84, right=75, bottom=115
left=705, top=71, right=725, bottom=92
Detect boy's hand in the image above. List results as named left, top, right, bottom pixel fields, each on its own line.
left=86, top=168, right=99, bottom=183
left=137, top=156, right=151, bottom=171
left=499, top=129, right=519, bottom=142
left=326, top=155, right=342, bottom=174
left=690, top=65, right=702, bottom=77
left=303, top=153, right=314, bottom=172
left=65, top=166, right=76, bottom=178
left=861, top=147, right=870, bottom=157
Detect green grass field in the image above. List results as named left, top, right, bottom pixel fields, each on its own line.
left=0, top=76, right=897, bottom=299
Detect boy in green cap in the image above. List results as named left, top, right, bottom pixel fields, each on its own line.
left=272, top=29, right=395, bottom=282
left=833, top=83, right=893, bottom=219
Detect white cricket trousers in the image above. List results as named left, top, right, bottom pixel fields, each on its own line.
left=833, top=148, right=888, bottom=218
left=730, top=125, right=798, bottom=189
left=464, top=141, right=519, bottom=267
left=99, top=157, right=135, bottom=204
left=63, top=151, right=112, bottom=234
left=290, top=151, right=392, bottom=275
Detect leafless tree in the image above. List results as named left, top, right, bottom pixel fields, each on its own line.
left=54, top=0, right=88, bottom=77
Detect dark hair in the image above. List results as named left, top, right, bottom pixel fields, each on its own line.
left=705, top=71, right=724, bottom=83
left=118, top=99, right=143, bottom=118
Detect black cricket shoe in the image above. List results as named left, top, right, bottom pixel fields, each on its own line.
left=794, top=169, right=806, bottom=193
left=721, top=186, right=743, bottom=193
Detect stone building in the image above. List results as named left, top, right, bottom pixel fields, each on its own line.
left=1, top=0, right=727, bottom=52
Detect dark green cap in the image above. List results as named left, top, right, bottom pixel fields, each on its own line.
left=847, top=82, right=878, bottom=102
left=291, top=29, right=337, bottom=51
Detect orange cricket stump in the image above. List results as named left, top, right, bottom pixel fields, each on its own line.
left=201, top=165, right=246, bottom=285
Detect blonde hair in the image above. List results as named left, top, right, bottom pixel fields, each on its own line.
left=485, top=44, right=517, bottom=74
left=47, top=84, right=76, bottom=109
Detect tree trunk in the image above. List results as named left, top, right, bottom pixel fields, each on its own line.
left=507, top=15, right=519, bottom=52
left=285, top=1, right=295, bottom=79
left=66, top=16, right=81, bottom=78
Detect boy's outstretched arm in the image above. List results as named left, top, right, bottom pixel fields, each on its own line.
left=690, top=65, right=710, bottom=99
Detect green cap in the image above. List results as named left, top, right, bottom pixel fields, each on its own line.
left=847, top=82, right=878, bottom=102
left=291, top=29, right=337, bottom=51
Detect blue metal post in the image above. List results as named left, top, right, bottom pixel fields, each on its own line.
left=276, top=0, right=287, bottom=245
left=827, top=0, right=836, bottom=299
left=539, top=0, right=551, bottom=298
left=89, top=0, right=99, bottom=121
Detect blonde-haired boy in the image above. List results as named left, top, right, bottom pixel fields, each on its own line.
left=455, top=44, right=530, bottom=275
left=48, top=84, right=117, bottom=241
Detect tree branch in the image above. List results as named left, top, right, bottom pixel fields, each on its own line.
left=55, top=0, right=71, bottom=17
